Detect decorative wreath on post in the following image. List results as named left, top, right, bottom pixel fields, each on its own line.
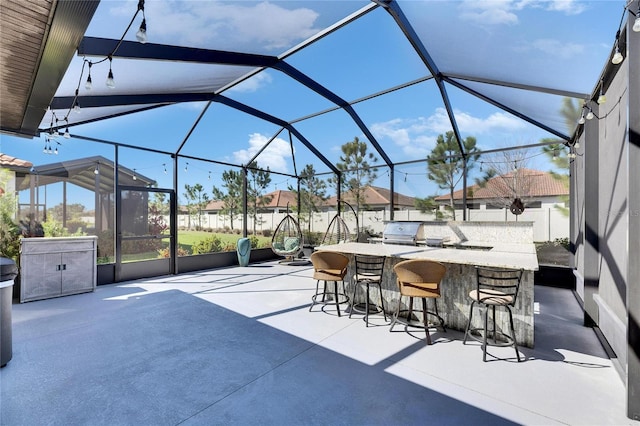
left=509, top=198, right=525, bottom=215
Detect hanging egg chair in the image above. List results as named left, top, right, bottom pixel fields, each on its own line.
left=320, top=200, right=359, bottom=246
left=271, top=203, right=304, bottom=263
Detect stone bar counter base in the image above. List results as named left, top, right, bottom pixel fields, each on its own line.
left=318, top=229, right=538, bottom=348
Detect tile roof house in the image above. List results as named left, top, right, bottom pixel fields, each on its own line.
left=0, top=153, right=33, bottom=198
left=323, top=185, right=415, bottom=212
left=0, top=153, right=33, bottom=171
left=434, top=169, right=569, bottom=210
left=203, top=186, right=416, bottom=214
left=204, top=189, right=298, bottom=214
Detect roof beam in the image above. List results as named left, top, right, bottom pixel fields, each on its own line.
left=51, top=92, right=212, bottom=109
left=213, top=96, right=340, bottom=175
left=444, top=73, right=589, bottom=100
left=43, top=104, right=168, bottom=133
left=444, top=76, right=570, bottom=141
left=278, top=2, right=378, bottom=61
left=73, top=38, right=393, bottom=168
left=246, top=128, right=286, bottom=166
left=272, top=61, right=393, bottom=167
left=78, top=37, right=279, bottom=67
left=382, top=0, right=467, bottom=157
left=51, top=91, right=340, bottom=174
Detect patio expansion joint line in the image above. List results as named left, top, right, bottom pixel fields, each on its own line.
left=188, top=267, right=315, bottom=295
left=174, top=325, right=349, bottom=425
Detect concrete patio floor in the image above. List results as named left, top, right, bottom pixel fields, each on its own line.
left=1, top=260, right=635, bottom=425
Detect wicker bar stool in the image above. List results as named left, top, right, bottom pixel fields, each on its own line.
left=390, top=259, right=447, bottom=345
left=309, top=251, right=350, bottom=317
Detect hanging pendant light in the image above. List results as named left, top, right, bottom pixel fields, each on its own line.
left=611, top=31, right=623, bottom=64
left=85, top=62, right=93, bottom=90
left=136, top=18, right=147, bottom=43
left=598, top=80, right=606, bottom=104
left=106, top=56, right=116, bottom=89
left=586, top=106, right=594, bottom=120
left=136, top=0, right=148, bottom=43
left=611, top=47, right=623, bottom=64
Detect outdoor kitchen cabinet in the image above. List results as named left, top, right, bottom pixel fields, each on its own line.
left=19, top=236, right=98, bottom=303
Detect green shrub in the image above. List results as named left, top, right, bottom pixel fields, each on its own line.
left=0, top=170, right=21, bottom=260
left=65, top=220, right=88, bottom=235
left=0, top=211, right=21, bottom=260
left=157, top=247, right=189, bottom=258
left=97, top=229, right=114, bottom=259
left=222, top=242, right=236, bottom=252
left=302, top=230, right=323, bottom=246
left=192, top=235, right=223, bottom=254
left=42, top=218, right=68, bottom=237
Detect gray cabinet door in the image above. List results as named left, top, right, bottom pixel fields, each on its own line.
left=21, top=253, right=62, bottom=301
left=61, top=250, right=95, bottom=295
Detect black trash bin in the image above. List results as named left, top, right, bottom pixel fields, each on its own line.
left=0, top=257, right=17, bottom=368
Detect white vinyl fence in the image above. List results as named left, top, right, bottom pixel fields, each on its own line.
left=175, top=207, right=568, bottom=242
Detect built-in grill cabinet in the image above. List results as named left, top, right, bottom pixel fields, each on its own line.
left=382, top=221, right=425, bottom=246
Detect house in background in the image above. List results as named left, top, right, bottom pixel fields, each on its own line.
left=260, top=189, right=298, bottom=213
left=323, top=185, right=415, bottom=213
left=204, top=187, right=417, bottom=215
left=0, top=154, right=33, bottom=204
left=434, top=169, right=569, bottom=211
left=204, top=189, right=298, bottom=215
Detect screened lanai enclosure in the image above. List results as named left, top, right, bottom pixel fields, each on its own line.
left=1, top=0, right=639, bottom=419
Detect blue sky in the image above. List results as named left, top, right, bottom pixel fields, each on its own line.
left=0, top=0, right=627, bottom=208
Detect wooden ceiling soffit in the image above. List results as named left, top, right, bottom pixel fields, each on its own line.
left=1, top=0, right=99, bottom=137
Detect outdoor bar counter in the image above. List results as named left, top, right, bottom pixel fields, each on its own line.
left=317, top=241, right=539, bottom=347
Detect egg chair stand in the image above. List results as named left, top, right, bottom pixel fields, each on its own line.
left=271, top=203, right=308, bottom=265
left=320, top=200, right=359, bottom=246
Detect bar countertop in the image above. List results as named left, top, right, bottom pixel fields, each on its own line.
left=316, top=242, right=538, bottom=271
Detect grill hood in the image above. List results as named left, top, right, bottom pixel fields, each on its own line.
left=382, top=221, right=425, bottom=245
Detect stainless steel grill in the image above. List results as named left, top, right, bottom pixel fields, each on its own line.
left=382, top=221, right=425, bottom=246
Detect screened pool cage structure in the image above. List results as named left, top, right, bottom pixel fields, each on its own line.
left=2, top=0, right=637, bottom=279
left=1, top=0, right=639, bottom=418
